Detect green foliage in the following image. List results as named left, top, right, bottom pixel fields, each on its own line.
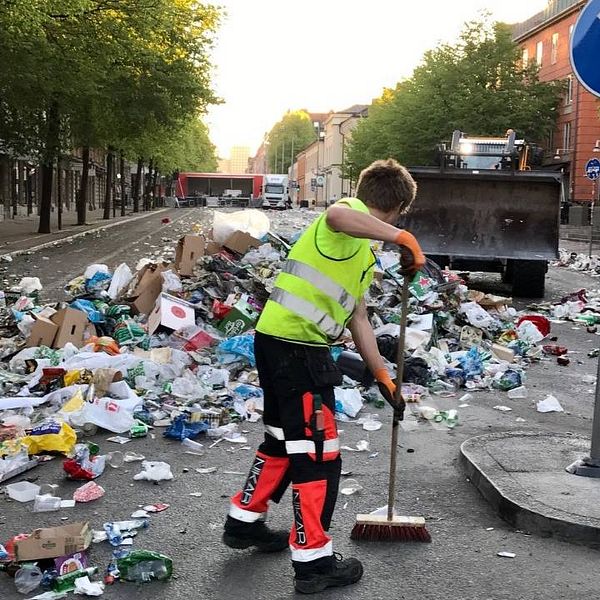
left=0, top=0, right=221, bottom=228
left=153, top=119, right=218, bottom=173
left=267, top=110, right=316, bottom=173
left=346, top=18, right=564, bottom=172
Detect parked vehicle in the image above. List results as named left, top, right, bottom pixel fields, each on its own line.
left=261, top=174, right=289, bottom=209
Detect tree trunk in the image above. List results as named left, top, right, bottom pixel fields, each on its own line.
left=120, top=151, right=126, bottom=217
left=144, top=158, right=154, bottom=211
left=78, top=146, right=90, bottom=225
left=11, top=159, right=17, bottom=218
left=0, top=156, right=10, bottom=220
left=18, top=161, right=25, bottom=213
left=133, top=157, right=143, bottom=213
left=57, top=164, right=63, bottom=230
left=151, top=165, right=159, bottom=208
left=38, top=101, right=59, bottom=234
left=103, top=149, right=113, bottom=220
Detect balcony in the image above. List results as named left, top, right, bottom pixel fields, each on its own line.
left=512, top=0, right=584, bottom=41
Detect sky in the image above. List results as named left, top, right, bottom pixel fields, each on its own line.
left=205, top=0, right=549, bottom=158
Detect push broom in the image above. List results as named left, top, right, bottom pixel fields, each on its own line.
left=351, top=274, right=431, bottom=543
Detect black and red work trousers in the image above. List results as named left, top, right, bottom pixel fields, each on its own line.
left=229, top=332, right=342, bottom=563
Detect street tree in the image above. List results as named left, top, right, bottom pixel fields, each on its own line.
left=346, top=18, right=564, bottom=173
left=267, top=110, right=316, bottom=173
left=0, top=0, right=221, bottom=231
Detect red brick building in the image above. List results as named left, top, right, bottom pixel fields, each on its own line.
left=514, top=0, right=600, bottom=207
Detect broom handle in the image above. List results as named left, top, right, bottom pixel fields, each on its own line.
left=387, top=274, right=411, bottom=522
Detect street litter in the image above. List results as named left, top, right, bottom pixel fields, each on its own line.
left=493, top=405, right=512, bottom=412
left=536, top=395, right=564, bottom=413
left=497, top=551, right=516, bottom=558
left=0, top=207, right=563, bottom=595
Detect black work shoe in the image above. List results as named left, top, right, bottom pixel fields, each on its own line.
left=223, top=516, right=289, bottom=552
left=293, top=552, right=364, bottom=594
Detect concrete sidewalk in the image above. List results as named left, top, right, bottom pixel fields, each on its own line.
left=0, top=208, right=167, bottom=256
left=461, top=431, right=600, bottom=548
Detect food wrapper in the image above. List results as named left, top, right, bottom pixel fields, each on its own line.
left=22, top=421, right=77, bottom=455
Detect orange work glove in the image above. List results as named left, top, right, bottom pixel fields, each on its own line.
left=374, top=368, right=405, bottom=419
left=395, top=230, right=425, bottom=275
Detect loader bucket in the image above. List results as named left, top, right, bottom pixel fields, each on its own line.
left=400, top=168, right=561, bottom=261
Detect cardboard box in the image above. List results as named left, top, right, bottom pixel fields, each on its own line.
left=175, top=235, right=205, bottom=277
left=147, top=293, right=196, bottom=335
left=223, top=231, right=261, bottom=255
left=26, top=315, right=59, bottom=348
left=14, top=522, right=92, bottom=561
left=51, top=308, right=89, bottom=349
left=128, top=263, right=169, bottom=316
left=205, top=240, right=223, bottom=255
left=217, top=298, right=260, bottom=337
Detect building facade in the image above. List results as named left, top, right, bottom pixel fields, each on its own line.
left=514, top=0, right=600, bottom=207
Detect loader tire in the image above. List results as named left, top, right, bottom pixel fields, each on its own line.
left=511, top=260, right=547, bottom=299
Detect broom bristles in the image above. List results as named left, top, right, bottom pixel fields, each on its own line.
left=351, top=514, right=431, bottom=543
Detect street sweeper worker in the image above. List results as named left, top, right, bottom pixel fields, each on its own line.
left=222, top=158, right=425, bottom=594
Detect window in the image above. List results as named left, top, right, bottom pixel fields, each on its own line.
left=522, top=48, right=529, bottom=67
left=563, top=121, right=572, bottom=151
left=536, top=41, right=544, bottom=66
left=551, top=33, right=559, bottom=64
left=565, top=75, right=573, bottom=105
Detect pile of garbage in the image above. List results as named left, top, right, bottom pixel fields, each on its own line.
left=0, top=208, right=556, bottom=594
left=554, top=249, right=600, bottom=275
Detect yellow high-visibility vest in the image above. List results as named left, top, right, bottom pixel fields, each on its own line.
left=256, top=198, right=375, bottom=345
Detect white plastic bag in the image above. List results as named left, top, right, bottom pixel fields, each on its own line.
left=460, top=302, right=495, bottom=329
left=17, top=277, right=43, bottom=295
left=107, top=263, right=133, bottom=300
left=161, top=269, right=183, bottom=293
left=334, top=388, right=363, bottom=418
left=212, top=210, right=270, bottom=244
left=78, top=398, right=136, bottom=433
left=516, top=321, right=544, bottom=344
left=133, top=461, right=173, bottom=482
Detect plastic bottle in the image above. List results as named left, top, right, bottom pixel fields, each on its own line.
left=14, top=564, right=43, bottom=594
left=107, top=451, right=124, bottom=468
left=33, top=494, right=62, bottom=512
left=116, top=550, right=173, bottom=583
left=52, top=567, right=98, bottom=593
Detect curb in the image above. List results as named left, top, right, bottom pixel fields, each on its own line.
left=0, top=209, right=170, bottom=259
left=460, top=431, right=600, bottom=549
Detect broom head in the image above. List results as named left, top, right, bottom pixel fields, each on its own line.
left=351, top=514, right=431, bottom=543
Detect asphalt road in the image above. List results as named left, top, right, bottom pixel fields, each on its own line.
left=2, top=209, right=600, bottom=599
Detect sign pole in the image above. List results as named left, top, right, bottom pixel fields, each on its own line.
left=590, top=178, right=596, bottom=259
left=570, top=0, right=600, bottom=477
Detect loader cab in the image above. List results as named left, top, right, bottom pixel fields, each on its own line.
left=439, top=129, right=529, bottom=171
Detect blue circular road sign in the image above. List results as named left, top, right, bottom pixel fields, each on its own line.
left=586, top=158, right=600, bottom=180
left=571, top=0, right=600, bottom=97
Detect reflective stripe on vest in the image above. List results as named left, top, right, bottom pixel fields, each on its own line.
left=269, top=288, right=344, bottom=340
left=282, top=259, right=356, bottom=314
left=285, top=438, right=340, bottom=455
left=265, top=424, right=285, bottom=441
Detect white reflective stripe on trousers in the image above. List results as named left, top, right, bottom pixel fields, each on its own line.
left=290, top=540, right=333, bottom=562
left=229, top=503, right=266, bottom=523
left=285, top=438, right=340, bottom=455
left=269, top=288, right=344, bottom=340
left=283, top=259, right=356, bottom=314
left=265, top=424, right=285, bottom=440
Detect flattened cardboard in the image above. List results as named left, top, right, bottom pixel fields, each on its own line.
left=26, top=315, right=59, bottom=348
left=14, top=522, right=92, bottom=561
left=175, top=235, right=205, bottom=277
left=51, top=308, right=89, bottom=349
left=223, top=231, right=261, bottom=255
left=147, top=293, right=196, bottom=335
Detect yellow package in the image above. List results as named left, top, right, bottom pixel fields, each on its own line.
left=22, top=422, right=77, bottom=455
left=61, top=389, right=85, bottom=414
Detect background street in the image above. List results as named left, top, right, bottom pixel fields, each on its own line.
left=1, top=208, right=600, bottom=599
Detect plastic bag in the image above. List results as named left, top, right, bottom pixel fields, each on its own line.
left=460, top=302, right=495, bottom=329
left=17, top=277, right=43, bottom=295
left=334, top=387, right=363, bottom=418
left=22, top=421, right=77, bottom=455
left=163, top=415, right=209, bottom=440
left=133, top=461, right=174, bottom=482
left=161, top=270, right=183, bottom=293
left=212, top=209, right=270, bottom=244
left=63, top=444, right=106, bottom=480
left=457, top=347, right=484, bottom=380
left=107, top=263, right=133, bottom=301
left=77, top=398, right=137, bottom=433
left=217, top=334, right=256, bottom=366
left=70, top=299, right=104, bottom=324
